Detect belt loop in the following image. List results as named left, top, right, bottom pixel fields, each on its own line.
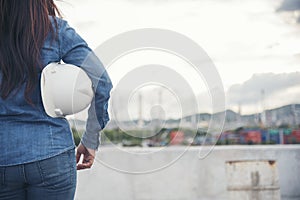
left=21, top=165, right=27, bottom=183
left=0, top=167, right=5, bottom=185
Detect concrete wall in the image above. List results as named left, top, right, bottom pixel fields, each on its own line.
left=75, top=145, right=300, bottom=200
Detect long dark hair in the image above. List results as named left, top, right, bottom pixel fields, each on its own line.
left=0, top=0, right=61, bottom=103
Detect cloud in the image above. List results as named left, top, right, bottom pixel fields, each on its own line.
left=277, top=0, right=300, bottom=23
left=227, top=72, right=300, bottom=113
left=277, top=0, right=300, bottom=11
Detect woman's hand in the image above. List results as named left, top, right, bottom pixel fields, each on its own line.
left=76, top=143, right=96, bottom=170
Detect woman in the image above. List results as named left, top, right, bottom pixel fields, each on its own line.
left=0, top=0, right=112, bottom=199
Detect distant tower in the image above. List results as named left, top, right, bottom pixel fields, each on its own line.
left=158, top=88, right=163, bottom=120
left=155, top=88, right=164, bottom=131
left=292, top=104, right=297, bottom=126
left=138, top=92, right=143, bottom=127
left=238, top=102, right=242, bottom=124
left=260, top=89, right=266, bottom=128
left=158, top=88, right=162, bottom=106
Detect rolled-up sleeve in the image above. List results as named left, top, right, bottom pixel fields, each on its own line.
left=59, top=19, right=112, bottom=150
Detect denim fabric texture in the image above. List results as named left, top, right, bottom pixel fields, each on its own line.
left=0, top=16, right=112, bottom=166
left=0, top=148, right=76, bottom=200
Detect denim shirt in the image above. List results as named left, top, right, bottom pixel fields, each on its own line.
left=0, top=17, right=112, bottom=166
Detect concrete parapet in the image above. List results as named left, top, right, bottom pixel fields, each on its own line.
left=76, top=145, right=300, bottom=200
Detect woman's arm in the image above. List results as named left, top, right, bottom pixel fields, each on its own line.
left=59, top=19, right=113, bottom=168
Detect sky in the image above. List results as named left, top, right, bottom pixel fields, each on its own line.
left=58, top=0, right=300, bottom=119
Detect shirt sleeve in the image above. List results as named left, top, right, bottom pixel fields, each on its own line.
left=59, top=19, right=113, bottom=150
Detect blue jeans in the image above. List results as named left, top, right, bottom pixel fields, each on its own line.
left=0, top=148, right=76, bottom=200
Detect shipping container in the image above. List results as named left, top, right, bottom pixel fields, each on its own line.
left=283, top=129, right=292, bottom=144
left=292, top=130, right=300, bottom=137
left=283, top=129, right=292, bottom=135
left=170, top=131, right=185, bottom=145
left=248, top=131, right=262, bottom=144
left=240, top=130, right=262, bottom=144
left=227, top=132, right=240, bottom=144
left=261, top=130, right=269, bottom=143
left=218, top=131, right=233, bottom=145
left=268, top=129, right=280, bottom=144
left=290, top=130, right=300, bottom=144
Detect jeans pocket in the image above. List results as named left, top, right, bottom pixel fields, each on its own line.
left=38, top=149, right=76, bottom=190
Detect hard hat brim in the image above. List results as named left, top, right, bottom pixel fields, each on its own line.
left=41, top=63, right=62, bottom=118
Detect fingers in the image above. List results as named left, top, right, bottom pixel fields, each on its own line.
left=77, top=155, right=95, bottom=170
left=77, top=162, right=92, bottom=170
left=76, top=143, right=96, bottom=170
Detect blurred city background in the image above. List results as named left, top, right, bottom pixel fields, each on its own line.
left=57, top=0, right=300, bottom=199
left=64, top=0, right=300, bottom=147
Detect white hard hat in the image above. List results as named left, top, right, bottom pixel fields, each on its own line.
left=41, top=62, right=94, bottom=118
